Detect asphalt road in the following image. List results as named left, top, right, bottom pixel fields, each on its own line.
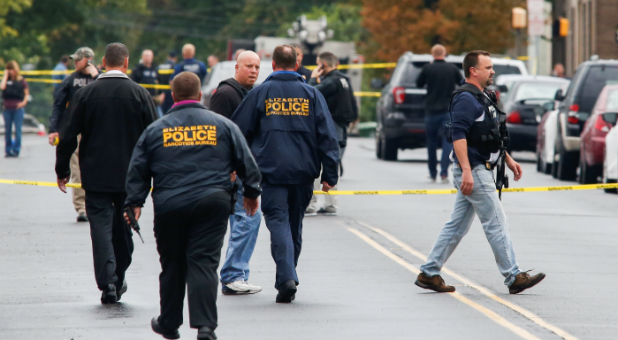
left=0, top=135, right=616, bottom=340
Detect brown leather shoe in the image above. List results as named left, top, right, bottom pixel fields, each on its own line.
left=509, top=271, right=546, bottom=294
left=414, top=272, right=455, bottom=292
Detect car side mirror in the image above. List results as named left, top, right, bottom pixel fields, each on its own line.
left=497, top=85, right=508, bottom=93
left=370, top=78, right=385, bottom=90
left=554, top=89, right=565, bottom=101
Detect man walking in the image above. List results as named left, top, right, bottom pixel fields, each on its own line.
left=232, top=45, right=339, bottom=303
left=415, top=50, right=545, bottom=295
left=416, top=44, right=463, bottom=183
left=55, top=42, right=157, bottom=304
left=49, top=47, right=99, bottom=222
left=306, top=51, right=358, bottom=215
left=210, top=50, right=263, bottom=295
left=124, top=71, right=261, bottom=340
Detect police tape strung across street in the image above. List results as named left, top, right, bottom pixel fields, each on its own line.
left=1, top=178, right=616, bottom=194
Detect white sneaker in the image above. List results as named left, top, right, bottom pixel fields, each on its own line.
left=222, top=280, right=262, bottom=295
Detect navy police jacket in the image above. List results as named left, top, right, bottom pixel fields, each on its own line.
left=231, top=71, right=340, bottom=186
left=124, top=102, right=262, bottom=215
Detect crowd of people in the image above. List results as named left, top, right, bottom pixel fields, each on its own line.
left=0, top=41, right=547, bottom=340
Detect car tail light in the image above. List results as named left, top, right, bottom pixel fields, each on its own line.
left=393, top=86, right=405, bottom=104
left=567, top=104, right=579, bottom=124
left=507, top=111, right=522, bottom=124
left=594, top=115, right=612, bottom=133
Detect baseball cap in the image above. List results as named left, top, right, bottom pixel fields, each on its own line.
left=70, top=47, right=95, bottom=60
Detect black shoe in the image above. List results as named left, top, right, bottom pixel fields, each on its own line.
left=76, top=213, right=88, bottom=222
left=100, top=283, right=117, bottom=304
left=275, top=280, right=297, bottom=303
left=116, top=280, right=127, bottom=301
left=197, top=326, right=217, bottom=340
left=509, top=271, right=546, bottom=294
left=151, top=317, right=180, bottom=339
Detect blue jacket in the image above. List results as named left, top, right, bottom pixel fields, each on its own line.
left=124, top=102, right=262, bottom=215
left=172, top=58, right=207, bottom=82
left=231, top=71, right=340, bottom=186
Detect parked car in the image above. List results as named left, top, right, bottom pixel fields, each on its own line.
left=603, top=125, right=618, bottom=193
left=0, top=113, right=46, bottom=136
left=579, top=84, right=618, bottom=183
left=550, top=59, right=618, bottom=180
left=498, top=75, right=569, bottom=152
left=375, top=52, right=527, bottom=160
left=201, top=60, right=273, bottom=107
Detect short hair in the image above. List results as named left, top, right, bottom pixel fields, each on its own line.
left=318, top=51, right=338, bottom=68
left=463, top=50, right=490, bottom=78
left=60, top=55, right=70, bottom=63
left=431, top=44, right=446, bottom=58
left=171, top=72, right=201, bottom=101
left=104, top=42, right=129, bottom=67
left=272, top=45, right=296, bottom=69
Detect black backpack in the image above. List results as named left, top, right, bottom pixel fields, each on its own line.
left=330, top=71, right=358, bottom=124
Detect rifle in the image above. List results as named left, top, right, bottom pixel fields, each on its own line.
left=123, top=206, right=144, bottom=243
left=495, top=107, right=510, bottom=200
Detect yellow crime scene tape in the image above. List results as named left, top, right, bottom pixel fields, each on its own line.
left=1, top=178, right=616, bottom=194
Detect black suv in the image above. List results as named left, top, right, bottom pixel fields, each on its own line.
left=551, top=59, right=618, bottom=180
left=375, top=52, right=528, bottom=160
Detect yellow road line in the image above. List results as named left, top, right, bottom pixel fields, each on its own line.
left=356, top=221, right=579, bottom=340
left=346, top=226, right=541, bottom=340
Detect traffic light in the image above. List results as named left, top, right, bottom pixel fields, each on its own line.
left=553, top=17, right=569, bottom=37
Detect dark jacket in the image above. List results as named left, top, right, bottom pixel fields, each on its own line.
left=209, top=78, right=251, bottom=118
left=172, top=58, right=207, bottom=82
left=55, top=72, right=158, bottom=192
left=124, top=102, right=262, bottom=215
left=158, top=59, right=175, bottom=113
left=309, top=70, right=358, bottom=125
left=296, top=65, right=312, bottom=81
left=231, top=71, right=340, bottom=186
left=130, top=63, right=159, bottom=96
left=416, top=59, right=464, bottom=114
left=49, top=71, right=98, bottom=134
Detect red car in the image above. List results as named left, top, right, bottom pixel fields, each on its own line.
left=578, top=84, right=618, bottom=183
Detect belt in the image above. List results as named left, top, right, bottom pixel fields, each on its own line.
left=485, top=162, right=497, bottom=170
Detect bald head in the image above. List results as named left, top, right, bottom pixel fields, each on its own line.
left=141, top=49, right=153, bottom=67
left=235, top=50, right=261, bottom=87
left=182, top=43, right=196, bottom=59
left=171, top=72, right=201, bottom=102
left=431, top=44, right=446, bottom=60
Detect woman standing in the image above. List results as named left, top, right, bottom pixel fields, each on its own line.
left=1, top=61, right=29, bottom=157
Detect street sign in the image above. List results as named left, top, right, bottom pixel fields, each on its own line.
left=527, top=0, right=544, bottom=36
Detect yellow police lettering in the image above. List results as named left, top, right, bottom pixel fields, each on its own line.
left=162, top=125, right=217, bottom=147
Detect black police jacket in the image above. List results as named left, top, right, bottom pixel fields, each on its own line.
left=231, top=71, right=340, bottom=186
left=55, top=72, right=158, bottom=192
left=309, top=70, right=358, bottom=125
left=124, top=102, right=262, bottom=215
left=417, top=59, right=464, bottom=114
left=209, top=78, right=250, bottom=118
left=49, top=71, right=98, bottom=133
left=130, top=63, right=159, bottom=96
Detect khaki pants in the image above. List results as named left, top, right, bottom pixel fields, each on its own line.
left=69, top=138, right=86, bottom=214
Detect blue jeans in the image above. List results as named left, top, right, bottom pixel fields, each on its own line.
left=3, top=108, right=24, bottom=156
left=220, top=182, right=262, bottom=284
left=420, top=164, right=520, bottom=286
left=425, top=113, right=452, bottom=179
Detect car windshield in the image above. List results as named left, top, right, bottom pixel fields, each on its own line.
left=577, top=65, right=618, bottom=114
left=513, top=82, right=566, bottom=102
left=494, top=65, right=522, bottom=78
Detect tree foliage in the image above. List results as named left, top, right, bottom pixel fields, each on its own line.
left=361, top=0, right=524, bottom=61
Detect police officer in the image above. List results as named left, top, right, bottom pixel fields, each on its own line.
left=415, top=50, right=545, bottom=294
left=130, top=49, right=162, bottom=116
left=158, top=51, right=177, bottom=113
left=55, top=42, right=157, bottom=304
left=306, top=51, right=358, bottom=215
left=124, top=71, right=261, bottom=340
left=232, top=45, right=339, bottom=303
left=210, top=50, right=263, bottom=295
left=49, top=47, right=100, bottom=222
left=172, top=43, right=207, bottom=82
left=292, top=44, right=312, bottom=81
left=416, top=44, right=463, bottom=184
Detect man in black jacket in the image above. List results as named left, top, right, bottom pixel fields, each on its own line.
left=306, top=51, right=357, bottom=215
left=124, top=71, right=261, bottom=340
left=131, top=49, right=162, bottom=116
left=49, top=46, right=99, bottom=222
left=55, top=42, right=157, bottom=304
left=416, top=44, right=464, bottom=183
left=209, top=50, right=264, bottom=296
